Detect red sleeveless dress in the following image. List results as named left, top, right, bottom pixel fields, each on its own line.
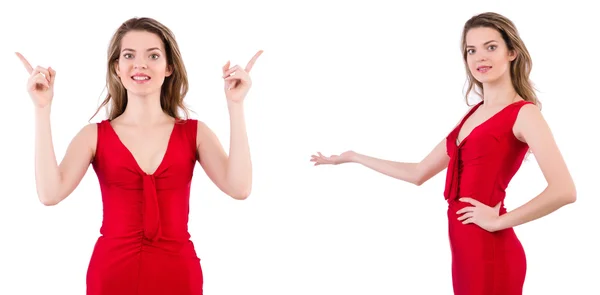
left=87, top=119, right=203, bottom=295
left=444, top=100, right=531, bottom=295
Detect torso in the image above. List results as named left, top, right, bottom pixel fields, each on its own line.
left=109, top=117, right=178, bottom=175
left=456, top=98, right=525, bottom=145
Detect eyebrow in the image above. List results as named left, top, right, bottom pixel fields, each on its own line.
left=121, top=47, right=162, bottom=53
left=466, top=40, right=498, bottom=48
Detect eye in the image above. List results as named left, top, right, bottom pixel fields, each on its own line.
left=467, top=49, right=475, bottom=55
left=123, top=53, right=133, bottom=59
left=488, top=45, right=497, bottom=51
left=150, top=54, right=160, bottom=60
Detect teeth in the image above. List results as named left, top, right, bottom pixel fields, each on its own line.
left=132, top=76, right=149, bottom=80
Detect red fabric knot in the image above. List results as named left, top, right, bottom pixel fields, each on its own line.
left=142, top=174, right=161, bottom=242
left=444, top=147, right=461, bottom=202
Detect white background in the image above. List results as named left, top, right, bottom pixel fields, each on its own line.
left=1, top=0, right=598, bottom=294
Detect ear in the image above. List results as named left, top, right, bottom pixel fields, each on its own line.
left=508, top=49, right=517, bottom=62
left=165, top=64, right=173, bottom=77
left=114, top=59, right=121, bottom=77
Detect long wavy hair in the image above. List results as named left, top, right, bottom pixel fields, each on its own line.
left=90, top=17, right=191, bottom=121
left=461, top=12, right=541, bottom=109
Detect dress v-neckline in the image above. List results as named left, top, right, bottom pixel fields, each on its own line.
left=106, top=120, right=177, bottom=176
left=455, top=100, right=523, bottom=147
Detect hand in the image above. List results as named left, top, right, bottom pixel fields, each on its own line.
left=310, top=151, right=357, bottom=166
left=15, top=52, right=56, bottom=109
left=223, top=50, right=263, bottom=103
left=456, top=198, right=503, bottom=232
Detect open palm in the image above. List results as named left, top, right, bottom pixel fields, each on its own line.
left=310, top=151, right=356, bottom=166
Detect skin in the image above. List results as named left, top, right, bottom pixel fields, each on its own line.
left=311, top=26, right=576, bottom=232
left=17, top=29, right=262, bottom=205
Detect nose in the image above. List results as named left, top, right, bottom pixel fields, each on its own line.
left=133, top=57, right=148, bottom=69
left=134, top=63, right=148, bottom=69
left=474, top=51, right=488, bottom=62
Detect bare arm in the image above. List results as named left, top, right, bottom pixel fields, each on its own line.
left=341, top=107, right=475, bottom=186
left=351, top=138, right=449, bottom=186
left=35, top=107, right=96, bottom=205
left=196, top=106, right=252, bottom=200
left=17, top=53, right=95, bottom=206
left=495, top=104, right=576, bottom=230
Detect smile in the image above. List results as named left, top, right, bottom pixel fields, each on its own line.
left=477, top=66, right=492, bottom=73
left=131, top=74, right=151, bottom=83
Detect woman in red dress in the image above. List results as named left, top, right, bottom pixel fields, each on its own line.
left=311, top=12, right=576, bottom=295
left=17, top=17, right=262, bottom=295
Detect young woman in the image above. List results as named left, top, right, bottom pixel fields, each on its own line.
left=311, top=12, right=576, bottom=295
left=17, top=17, right=262, bottom=295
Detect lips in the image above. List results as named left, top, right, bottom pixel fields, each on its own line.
left=131, top=73, right=151, bottom=81
left=477, top=66, right=492, bottom=73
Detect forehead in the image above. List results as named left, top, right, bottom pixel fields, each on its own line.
left=120, top=30, right=165, bottom=50
left=465, top=27, right=503, bottom=46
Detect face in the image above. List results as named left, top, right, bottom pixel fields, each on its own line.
left=465, top=27, right=516, bottom=84
left=115, top=30, right=173, bottom=97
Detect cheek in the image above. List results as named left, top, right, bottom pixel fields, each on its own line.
left=155, top=61, right=168, bottom=73
left=466, top=56, right=477, bottom=71
left=493, top=55, right=511, bottom=70
left=117, top=62, right=132, bottom=75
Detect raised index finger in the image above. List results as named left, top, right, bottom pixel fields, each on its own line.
left=15, top=52, right=34, bottom=74
left=244, top=50, right=263, bottom=73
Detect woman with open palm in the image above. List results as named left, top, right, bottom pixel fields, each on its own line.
left=311, top=12, right=576, bottom=295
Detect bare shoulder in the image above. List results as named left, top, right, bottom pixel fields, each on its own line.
left=195, top=119, right=208, bottom=137
left=518, top=102, right=541, bottom=116
left=78, top=123, right=98, bottom=143
left=195, top=119, right=209, bottom=131
left=69, top=123, right=99, bottom=158
left=513, top=103, right=544, bottom=141
left=80, top=122, right=99, bottom=134
left=195, top=120, right=216, bottom=147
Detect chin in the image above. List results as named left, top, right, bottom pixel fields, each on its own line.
left=124, top=85, right=160, bottom=97
left=474, top=76, right=492, bottom=84
left=472, top=72, right=501, bottom=84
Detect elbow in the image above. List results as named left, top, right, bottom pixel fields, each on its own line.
left=564, top=187, right=577, bottom=204
left=227, top=174, right=252, bottom=200
left=38, top=194, right=60, bottom=206
left=410, top=164, right=426, bottom=186
left=42, top=200, right=59, bottom=206
left=228, top=184, right=252, bottom=200
left=414, top=177, right=425, bottom=186
left=551, top=184, right=576, bottom=205
left=230, top=189, right=251, bottom=200
left=37, top=187, right=63, bottom=206
left=413, top=170, right=425, bottom=186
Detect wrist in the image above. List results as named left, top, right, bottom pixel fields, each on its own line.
left=349, top=152, right=361, bottom=163
left=227, top=100, right=244, bottom=111
left=35, top=105, right=51, bottom=117
left=494, top=214, right=510, bottom=232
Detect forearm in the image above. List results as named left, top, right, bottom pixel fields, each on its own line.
left=352, top=153, right=421, bottom=185
left=34, top=107, right=61, bottom=205
left=497, top=185, right=576, bottom=231
left=225, top=102, right=252, bottom=199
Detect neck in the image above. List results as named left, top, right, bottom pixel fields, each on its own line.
left=481, top=72, right=519, bottom=107
left=120, top=92, right=171, bottom=125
